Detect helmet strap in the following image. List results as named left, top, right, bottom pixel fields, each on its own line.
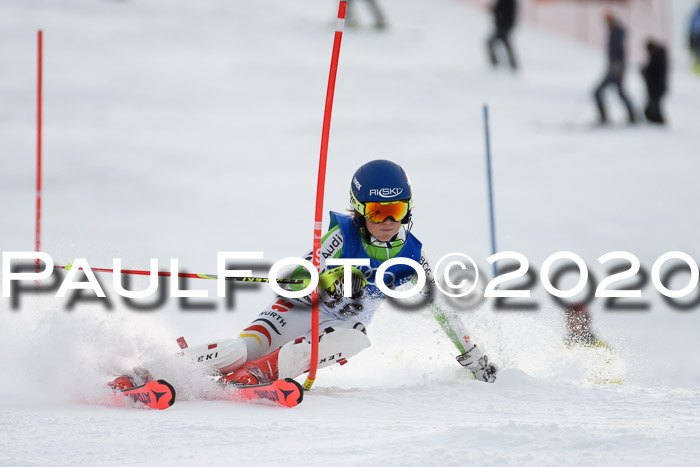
left=403, top=217, right=414, bottom=238
left=354, top=216, right=374, bottom=245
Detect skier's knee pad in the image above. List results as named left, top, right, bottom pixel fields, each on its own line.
left=277, top=327, right=371, bottom=379
left=183, top=338, right=247, bottom=374
left=351, top=321, right=367, bottom=334
left=316, top=326, right=370, bottom=368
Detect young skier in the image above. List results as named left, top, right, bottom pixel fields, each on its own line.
left=110, top=160, right=497, bottom=390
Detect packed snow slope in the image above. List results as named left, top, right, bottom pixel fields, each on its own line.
left=1, top=0, right=699, bottom=465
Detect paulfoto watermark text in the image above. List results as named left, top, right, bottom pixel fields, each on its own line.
left=2, top=251, right=698, bottom=311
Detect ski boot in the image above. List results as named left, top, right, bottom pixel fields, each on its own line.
left=106, top=367, right=153, bottom=391
left=221, top=348, right=281, bottom=386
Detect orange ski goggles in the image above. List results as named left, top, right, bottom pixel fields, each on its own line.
left=363, top=200, right=410, bottom=224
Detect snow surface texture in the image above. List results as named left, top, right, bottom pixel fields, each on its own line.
left=1, top=0, right=700, bottom=465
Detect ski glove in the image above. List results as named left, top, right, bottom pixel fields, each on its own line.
left=456, top=344, right=498, bottom=383
left=319, top=266, right=367, bottom=307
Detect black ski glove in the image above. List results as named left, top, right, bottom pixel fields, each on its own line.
left=319, top=266, right=366, bottom=308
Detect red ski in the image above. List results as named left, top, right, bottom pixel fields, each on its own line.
left=218, top=378, right=304, bottom=408
left=115, top=379, right=176, bottom=410
left=99, top=377, right=301, bottom=409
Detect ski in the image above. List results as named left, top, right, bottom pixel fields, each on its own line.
left=117, top=379, right=176, bottom=410
left=102, top=377, right=301, bottom=409
left=218, top=378, right=304, bottom=408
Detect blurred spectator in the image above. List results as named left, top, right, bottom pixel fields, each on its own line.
left=487, top=0, right=518, bottom=70
left=346, top=0, right=387, bottom=31
left=563, top=304, right=622, bottom=385
left=641, top=39, right=668, bottom=124
left=564, top=304, right=605, bottom=347
left=594, top=9, right=636, bottom=124
left=691, top=3, right=700, bottom=74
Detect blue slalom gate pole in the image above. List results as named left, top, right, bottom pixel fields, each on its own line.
left=483, top=104, right=497, bottom=280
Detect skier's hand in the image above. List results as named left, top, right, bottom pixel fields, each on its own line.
left=319, top=266, right=366, bottom=307
left=456, top=345, right=498, bottom=383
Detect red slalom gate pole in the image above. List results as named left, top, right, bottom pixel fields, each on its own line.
left=35, top=29, right=43, bottom=274
left=304, top=0, right=347, bottom=391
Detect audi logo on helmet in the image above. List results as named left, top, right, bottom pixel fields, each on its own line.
left=369, top=187, right=403, bottom=198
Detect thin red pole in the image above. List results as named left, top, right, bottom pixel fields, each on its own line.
left=304, top=0, right=347, bottom=391
left=35, top=29, right=43, bottom=273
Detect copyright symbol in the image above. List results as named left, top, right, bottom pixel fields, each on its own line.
left=435, top=253, right=479, bottom=298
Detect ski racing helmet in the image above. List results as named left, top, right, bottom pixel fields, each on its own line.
left=350, top=160, right=413, bottom=225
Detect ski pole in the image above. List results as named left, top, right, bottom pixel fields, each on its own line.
left=54, top=263, right=305, bottom=285
left=305, top=0, right=348, bottom=391
left=483, top=104, right=498, bottom=280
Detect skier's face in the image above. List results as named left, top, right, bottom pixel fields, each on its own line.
left=365, top=217, right=401, bottom=242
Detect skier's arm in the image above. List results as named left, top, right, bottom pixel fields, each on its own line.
left=430, top=299, right=498, bottom=383
left=420, top=252, right=498, bottom=383
left=288, top=226, right=365, bottom=305
left=419, top=252, right=469, bottom=352
left=430, top=300, right=467, bottom=354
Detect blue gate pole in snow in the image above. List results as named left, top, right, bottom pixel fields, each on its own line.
left=483, top=104, right=498, bottom=280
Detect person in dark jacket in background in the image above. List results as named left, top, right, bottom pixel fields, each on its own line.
left=690, top=3, right=700, bottom=74
left=346, top=0, right=387, bottom=31
left=641, top=39, right=668, bottom=124
left=594, top=9, right=636, bottom=124
left=487, top=0, right=518, bottom=70
left=563, top=304, right=622, bottom=385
